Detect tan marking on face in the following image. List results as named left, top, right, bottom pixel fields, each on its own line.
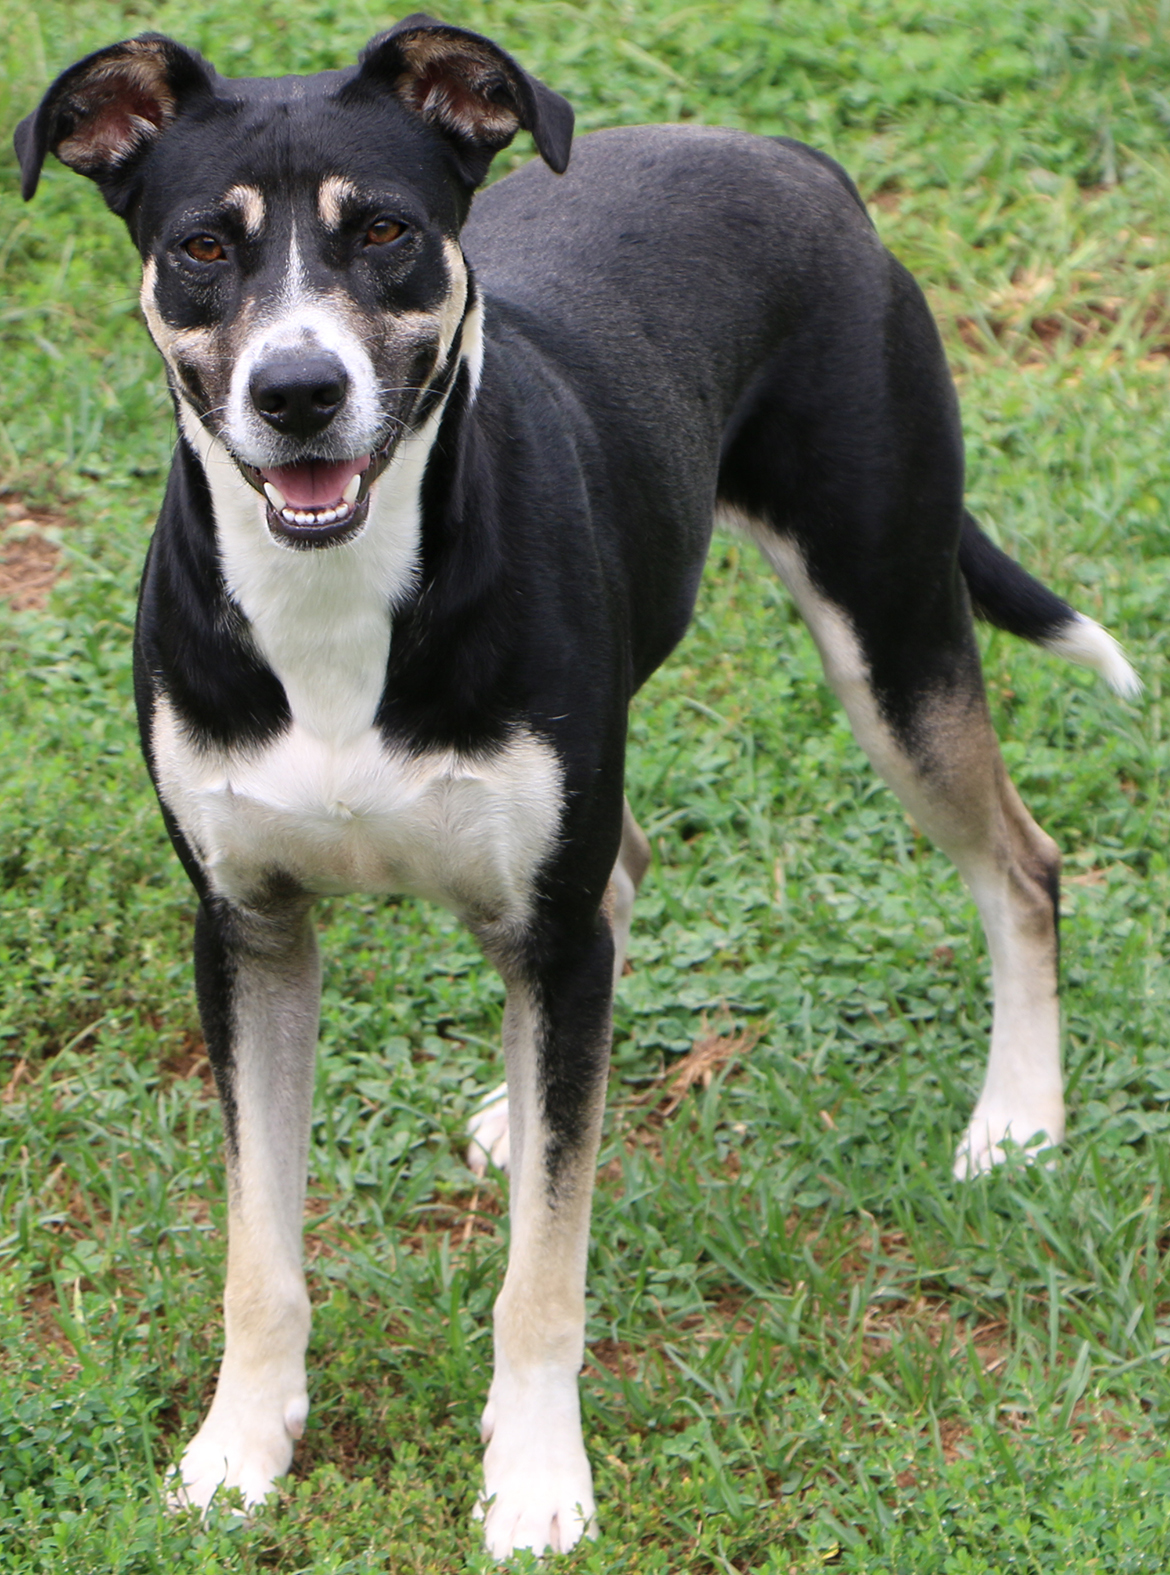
left=140, top=256, right=238, bottom=418
left=318, top=176, right=358, bottom=230
left=223, top=184, right=266, bottom=239
left=140, top=256, right=172, bottom=354
left=435, top=240, right=470, bottom=361
left=369, top=240, right=469, bottom=369
left=140, top=256, right=211, bottom=360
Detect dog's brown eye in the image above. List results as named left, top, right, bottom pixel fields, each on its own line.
left=366, top=218, right=405, bottom=246
left=184, top=235, right=226, bottom=263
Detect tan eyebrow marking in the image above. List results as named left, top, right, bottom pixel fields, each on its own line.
left=222, top=183, right=266, bottom=239
left=318, top=175, right=358, bottom=230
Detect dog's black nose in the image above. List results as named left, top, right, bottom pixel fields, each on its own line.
left=250, top=353, right=349, bottom=441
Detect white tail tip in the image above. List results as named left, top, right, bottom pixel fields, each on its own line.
left=1042, top=613, right=1142, bottom=699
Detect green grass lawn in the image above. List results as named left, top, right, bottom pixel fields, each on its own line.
left=4, top=1, right=1170, bottom=1569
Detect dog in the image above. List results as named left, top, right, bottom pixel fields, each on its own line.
left=15, top=13, right=1139, bottom=1557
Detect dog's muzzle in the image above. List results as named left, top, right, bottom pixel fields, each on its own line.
left=235, top=351, right=399, bottom=549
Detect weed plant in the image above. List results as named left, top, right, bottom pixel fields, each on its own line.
left=3, top=2, right=1170, bottom=1570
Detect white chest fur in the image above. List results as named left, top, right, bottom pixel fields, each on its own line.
left=152, top=699, right=563, bottom=920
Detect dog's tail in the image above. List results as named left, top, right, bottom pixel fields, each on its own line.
left=960, top=511, right=1141, bottom=697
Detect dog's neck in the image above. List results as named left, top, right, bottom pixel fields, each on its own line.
left=178, top=298, right=484, bottom=748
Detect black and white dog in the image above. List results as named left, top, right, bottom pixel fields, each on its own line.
left=16, top=14, right=1138, bottom=1557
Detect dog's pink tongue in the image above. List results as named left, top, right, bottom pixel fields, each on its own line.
left=261, top=457, right=369, bottom=508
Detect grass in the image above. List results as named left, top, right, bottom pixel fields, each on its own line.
left=3, top=0, right=1170, bottom=1569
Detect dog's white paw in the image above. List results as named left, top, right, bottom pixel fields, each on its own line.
left=467, top=1082, right=510, bottom=1177
left=953, top=1104, right=1063, bottom=1178
left=476, top=1411, right=597, bottom=1557
left=171, top=1385, right=307, bottom=1513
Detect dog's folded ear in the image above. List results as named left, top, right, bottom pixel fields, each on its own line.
left=14, top=34, right=214, bottom=209
left=352, top=14, right=573, bottom=186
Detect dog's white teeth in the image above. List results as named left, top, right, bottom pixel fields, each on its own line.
left=275, top=500, right=353, bottom=528
left=342, top=473, right=362, bottom=505
left=264, top=481, right=287, bottom=510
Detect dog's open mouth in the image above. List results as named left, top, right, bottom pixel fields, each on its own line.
left=258, top=456, right=371, bottom=546
left=236, top=435, right=397, bottom=549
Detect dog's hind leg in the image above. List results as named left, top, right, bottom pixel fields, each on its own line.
left=719, top=253, right=1066, bottom=1177
left=174, top=892, right=319, bottom=1510
left=733, top=516, right=1063, bottom=1177
left=465, top=800, right=648, bottom=1177
left=475, top=915, right=614, bottom=1555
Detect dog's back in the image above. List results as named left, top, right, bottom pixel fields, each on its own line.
left=463, top=126, right=901, bottom=681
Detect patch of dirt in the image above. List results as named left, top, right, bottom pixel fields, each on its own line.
left=0, top=496, right=70, bottom=610
left=869, top=187, right=902, bottom=213
left=587, top=1338, right=642, bottom=1380
left=14, top=1281, right=84, bottom=1373
left=948, top=271, right=1170, bottom=364
left=158, top=1030, right=217, bottom=1095
left=936, top=1415, right=971, bottom=1464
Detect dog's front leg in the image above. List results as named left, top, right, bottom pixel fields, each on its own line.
left=176, top=894, right=320, bottom=1512
left=478, top=923, right=613, bottom=1557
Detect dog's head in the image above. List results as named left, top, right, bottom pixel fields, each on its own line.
left=14, top=16, right=573, bottom=549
